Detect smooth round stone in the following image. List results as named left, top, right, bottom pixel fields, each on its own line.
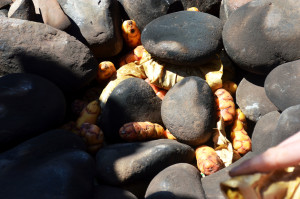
left=99, top=78, right=162, bottom=143
left=265, top=60, right=300, bottom=111
left=272, top=104, right=300, bottom=146
left=145, top=163, right=205, bottom=199
left=93, top=185, right=137, bottom=199
left=0, top=73, right=66, bottom=151
left=252, top=111, right=280, bottom=154
left=161, top=76, right=215, bottom=146
left=222, top=0, right=300, bottom=75
left=142, top=11, right=223, bottom=66
left=236, top=78, right=278, bottom=122
left=219, top=0, right=253, bottom=23
left=95, top=139, right=195, bottom=186
left=0, top=17, right=98, bottom=93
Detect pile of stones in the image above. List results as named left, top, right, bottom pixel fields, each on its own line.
left=0, top=0, right=300, bottom=198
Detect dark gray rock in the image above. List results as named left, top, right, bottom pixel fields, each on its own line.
left=219, top=0, right=253, bottom=23
left=93, top=185, right=138, bottom=199
left=0, top=129, right=93, bottom=199
left=0, top=73, right=66, bottom=151
left=272, top=104, right=300, bottom=146
left=265, top=60, right=300, bottom=111
left=201, top=152, right=257, bottom=199
left=0, top=8, right=8, bottom=17
left=236, top=78, right=278, bottom=122
left=142, top=11, right=223, bottom=66
left=58, top=0, right=123, bottom=58
left=161, top=76, right=215, bottom=146
left=0, top=17, right=98, bottom=93
left=95, top=139, right=195, bottom=187
left=145, top=163, right=205, bottom=199
left=222, top=0, right=300, bottom=75
left=252, top=111, right=280, bottom=154
left=8, top=0, right=35, bottom=20
left=99, top=78, right=162, bottom=143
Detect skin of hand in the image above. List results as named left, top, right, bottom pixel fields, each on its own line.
left=229, top=131, right=300, bottom=177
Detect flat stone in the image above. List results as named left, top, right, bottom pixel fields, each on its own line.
left=0, top=17, right=98, bottom=93
left=252, top=111, right=280, bottom=154
left=58, top=0, right=123, bottom=58
left=99, top=78, right=162, bottom=143
left=272, top=104, right=300, bottom=146
left=265, top=60, right=300, bottom=111
left=95, top=139, right=195, bottom=187
left=222, top=0, right=300, bottom=75
left=0, top=73, right=66, bottom=151
left=142, top=11, right=223, bottom=66
left=161, top=76, right=215, bottom=146
left=93, top=185, right=137, bottom=199
left=145, top=163, right=205, bottom=199
left=220, top=0, right=253, bottom=23
left=201, top=152, right=257, bottom=199
left=236, top=78, right=278, bottom=122
left=8, top=0, right=35, bottom=20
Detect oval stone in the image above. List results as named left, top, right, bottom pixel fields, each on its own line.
left=222, top=0, right=300, bottom=75
left=141, top=11, right=223, bottom=66
left=0, top=73, right=66, bottom=151
left=161, top=76, right=215, bottom=146
left=95, top=139, right=195, bottom=186
left=99, top=78, right=162, bottom=143
left=272, top=104, right=300, bottom=146
left=252, top=111, right=280, bottom=154
left=145, top=163, right=205, bottom=199
left=0, top=17, right=98, bottom=93
left=265, top=60, right=300, bottom=111
left=93, top=185, right=137, bottom=199
left=236, top=78, right=278, bottom=122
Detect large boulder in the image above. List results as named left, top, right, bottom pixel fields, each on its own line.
left=0, top=17, right=98, bottom=93
left=162, top=76, right=215, bottom=146
left=58, top=0, right=123, bottom=58
left=265, top=60, right=300, bottom=111
left=0, top=73, right=66, bottom=151
left=142, top=11, right=223, bottom=66
left=222, top=0, right=300, bottom=75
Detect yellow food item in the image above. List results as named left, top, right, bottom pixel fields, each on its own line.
left=195, top=145, right=225, bottom=176
left=223, top=81, right=238, bottom=96
left=97, top=61, right=116, bottom=82
left=122, top=20, right=141, bottom=49
left=79, top=123, right=104, bottom=154
left=119, top=45, right=146, bottom=66
left=76, top=100, right=101, bottom=128
left=119, top=121, right=165, bottom=142
left=187, top=7, right=200, bottom=11
left=215, top=88, right=235, bottom=125
left=163, top=129, right=177, bottom=140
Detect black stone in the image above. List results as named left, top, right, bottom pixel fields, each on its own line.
left=161, top=76, right=215, bottom=146
left=252, top=111, right=280, bottom=154
left=93, top=185, right=137, bottom=199
left=272, top=104, right=300, bottom=146
left=95, top=139, right=195, bottom=187
left=236, top=78, right=278, bottom=122
left=222, top=0, right=300, bottom=75
left=8, top=0, right=36, bottom=20
left=145, top=163, right=205, bottom=199
left=142, top=11, right=223, bottom=66
left=0, top=73, right=66, bottom=151
left=99, top=78, right=162, bottom=143
left=265, top=60, right=300, bottom=111
left=58, top=0, right=123, bottom=58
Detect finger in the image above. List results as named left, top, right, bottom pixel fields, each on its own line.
left=277, top=131, right=300, bottom=148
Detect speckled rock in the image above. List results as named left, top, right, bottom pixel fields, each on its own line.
left=0, top=73, right=66, bottom=151
left=142, top=11, right=223, bottom=66
left=265, top=60, right=300, bottom=111
left=236, top=78, right=278, bottom=122
left=0, top=129, right=94, bottom=199
left=8, top=0, right=35, bottom=20
left=58, top=0, right=123, bottom=58
left=252, top=111, right=280, bottom=154
left=95, top=139, right=195, bottom=194
left=93, top=185, right=137, bottom=199
left=219, top=0, right=253, bottom=23
left=272, top=104, right=300, bottom=146
left=201, top=152, right=257, bottom=199
left=0, top=17, right=98, bottom=93
left=222, top=0, right=300, bottom=75
left=99, top=78, right=162, bottom=143
left=145, top=163, right=205, bottom=199
left=162, top=76, right=215, bottom=146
